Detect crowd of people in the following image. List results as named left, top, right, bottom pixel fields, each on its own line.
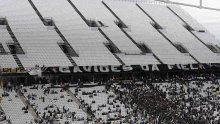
left=111, top=74, right=220, bottom=124
left=74, top=85, right=133, bottom=124
left=22, top=84, right=93, bottom=124
left=0, top=73, right=220, bottom=124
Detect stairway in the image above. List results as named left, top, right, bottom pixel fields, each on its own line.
left=0, top=43, right=6, bottom=54
left=54, top=23, right=78, bottom=66
left=16, top=90, right=41, bottom=123
left=58, top=43, right=77, bottom=66
left=54, top=26, right=79, bottom=58
left=66, top=89, right=102, bottom=124
left=6, top=26, right=24, bottom=54
left=65, top=54, right=77, bottom=66
left=113, top=53, right=125, bottom=65
left=28, top=0, right=44, bottom=23
left=12, top=54, right=23, bottom=68
left=29, top=0, right=78, bottom=66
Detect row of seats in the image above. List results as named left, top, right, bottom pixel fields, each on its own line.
left=0, top=0, right=219, bottom=67
left=70, top=86, right=133, bottom=123
left=22, top=84, right=93, bottom=124
left=105, top=1, right=196, bottom=64
left=0, top=88, right=35, bottom=124
left=0, top=26, right=18, bottom=68
left=0, top=0, right=72, bottom=67
left=32, top=0, right=121, bottom=66
left=138, top=3, right=220, bottom=63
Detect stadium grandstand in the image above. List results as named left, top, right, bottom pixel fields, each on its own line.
left=0, top=0, right=220, bottom=123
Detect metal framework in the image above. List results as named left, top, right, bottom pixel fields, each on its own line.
left=155, top=0, right=220, bottom=11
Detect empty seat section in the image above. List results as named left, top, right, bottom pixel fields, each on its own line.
left=0, top=55, right=17, bottom=68
left=71, top=0, right=141, bottom=54
left=70, top=0, right=159, bottom=65
left=0, top=0, right=72, bottom=67
left=138, top=3, right=220, bottom=63
left=23, top=85, right=89, bottom=123
left=105, top=1, right=196, bottom=64
left=70, top=86, right=130, bottom=123
left=0, top=89, right=35, bottom=124
left=168, top=5, right=220, bottom=49
left=32, top=0, right=120, bottom=66
left=0, top=26, right=18, bottom=68
left=0, top=26, right=10, bottom=53
left=116, top=53, right=159, bottom=65
left=167, top=6, right=205, bottom=31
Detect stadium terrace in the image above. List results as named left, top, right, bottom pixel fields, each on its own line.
left=0, top=0, right=220, bottom=123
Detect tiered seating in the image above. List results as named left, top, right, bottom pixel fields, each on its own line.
left=0, top=0, right=219, bottom=67
left=104, top=1, right=196, bottom=64
left=68, top=0, right=159, bottom=65
left=0, top=26, right=18, bottom=68
left=167, top=6, right=205, bottom=31
left=0, top=55, right=18, bottom=68
left=70, top=86, right=131, bottom=123
left=168, top=5, right=220, bottom=51
left=0, top=108, right=7, bottom=124
left=23, top=85, right=93, bottom=124
left=153, top=80, right=220, bottom=123
left=32, top=0, right=121, bottom=66
left=0, top=120, right=8, bottom=124
left=0, top=0, right=72, bottom=67
left=116, top=54, right=159, bottom=65
left=0, top=89, right=35, bottom=124
left=138, top=3, right=220, bottom=63
left=72, top=0, right=142, bottom=54
left=1, top=76, right=220, bottom=123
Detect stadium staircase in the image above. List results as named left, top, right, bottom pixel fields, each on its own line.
left=137, top=4, right=200, bottom=63
left=103, top=1, right=163, bottom=64
left=29, top=0, right=78, bottom=66
left=54, top=26, right=78, bottom=65
left=65, top=89, right=103, bottom=124
left=167, top=6, right=220, bottom=54
left=103, top=2, right=150, bottom=55
left=6, top=26, right=25, bottom=55
left=11, top=54, right=23, bottom=68
left=58, top=42, right=77, bottom=66
left=6, top=42, right=23, bottom=67
left=0, top=106, right=10, bottom=124
left=112, top=53, right=125, bottom=65
left=28, top=0, right=44, bottom=23
left=99, top=29, right=125, bottom=65
left=0, top=43, right=6, bottom=55
left=16, top=90, right=40, bottom=123
left=103, top=42, right=125, bottom=65
left=99, top=29, right=126, bottom=65
left=67, top=0, right=127, bottom=65
left=0, top=19, right=25, bottom=67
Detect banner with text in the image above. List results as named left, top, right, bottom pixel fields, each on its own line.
left=42, top=63, right=220, bottom=74
left=0, top=63, right=220, bottom=74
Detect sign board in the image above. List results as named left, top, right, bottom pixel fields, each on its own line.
left=0, top=63, right=220, bottom=74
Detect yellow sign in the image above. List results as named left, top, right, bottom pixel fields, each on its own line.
left=0, top=67, right=26, bottom=73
